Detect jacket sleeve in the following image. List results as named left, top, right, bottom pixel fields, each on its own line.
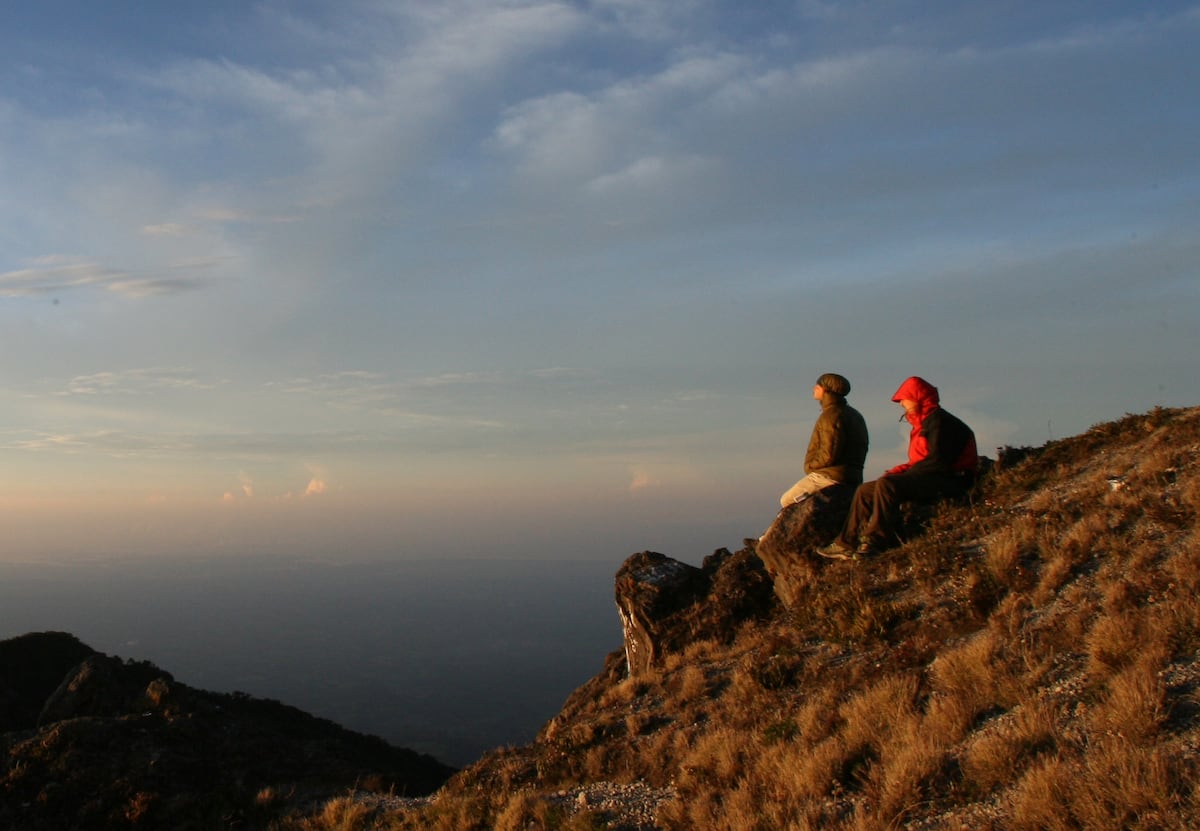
left=885, top=422, right=924, bottom=476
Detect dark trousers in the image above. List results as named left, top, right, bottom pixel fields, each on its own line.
left=837, top=473, right=968, bottom=548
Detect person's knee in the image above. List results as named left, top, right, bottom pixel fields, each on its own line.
left=874, top=476, right=900, bottom=501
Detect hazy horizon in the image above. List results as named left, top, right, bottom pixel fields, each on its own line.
left=0, top=555, right=624, bottom=767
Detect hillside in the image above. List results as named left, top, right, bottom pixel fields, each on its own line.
left=4, top=405, right=1198, bottom=830
left=0, top=632, right=455, bottom=830
left=322, top=405, right=1200, bottom=831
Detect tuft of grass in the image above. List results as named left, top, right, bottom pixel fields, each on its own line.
left=675, top=665, right=709, bottom=700
left=961, top=698, right=1059, bottom=795
left=1088, top=656, right=1169, bottom=744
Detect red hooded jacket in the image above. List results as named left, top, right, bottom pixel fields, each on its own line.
left=885, top=376, right=978, bottom=477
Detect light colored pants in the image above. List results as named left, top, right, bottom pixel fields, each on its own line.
left=779, top=472, right=838, bottom=508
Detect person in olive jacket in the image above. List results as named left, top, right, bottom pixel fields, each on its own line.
left=779, top=372, right=870, bottom=507
left=820, top=376, right=977, bottom=560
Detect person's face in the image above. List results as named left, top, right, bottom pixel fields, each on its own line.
left=813, top=383, right=825, bottom=402
left=898, top=398, right=919, bottom=414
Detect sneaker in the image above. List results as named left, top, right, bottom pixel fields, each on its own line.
left=855, top=539, right=880, bottom=557
left=817, top=541, right=856, bottom=561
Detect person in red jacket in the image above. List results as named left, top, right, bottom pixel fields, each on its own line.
left=819, top=376, right=978, bottom=560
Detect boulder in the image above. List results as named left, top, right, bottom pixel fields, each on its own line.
left=615, top=548, right=774, bottom=676
left=38, top=654, right=176, bottom=726
left=755, top=483, right=855, bottom=608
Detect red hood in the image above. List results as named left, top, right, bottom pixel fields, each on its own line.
left=892, top=376, right=940, bottom=418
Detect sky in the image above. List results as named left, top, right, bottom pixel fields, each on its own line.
left=1, top=0, right=1197, bottom=563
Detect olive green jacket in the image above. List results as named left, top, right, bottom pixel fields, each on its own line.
left=804, top=396, right=869, bottom=484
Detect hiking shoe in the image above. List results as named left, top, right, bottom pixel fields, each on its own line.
left=855, top=539, right=881, bottom=558
left=817, top=541, right=856, bottom=561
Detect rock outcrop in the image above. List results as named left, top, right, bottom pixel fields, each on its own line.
left=612, top=487, right=853, bottom=675
left=615, top=547, right=774, bottom=675
left=37, top=653, right=176, bottom=727
left=754, top=483, right=855, bottom=608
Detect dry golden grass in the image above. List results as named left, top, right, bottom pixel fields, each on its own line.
left=598, top=674, right=654, bottom=708
left=1085, top=609, right=1144, bottom=677
left=284, top=796, right=374, bottom=831
left=962, top=697, right=1059, bottom=795
left=1009, top=755, right=1077, bottom=831
left=492, top=790, right=601, bottom=831
left=1011, top=741, right=1188, bottom=831
left=985, top=514, right=1037, bottom=586
left=674, top=664, right=708, bottom=701
left=929, top=631, right=993, bottom=692
left=1088, top=657, right=1169, bottom=744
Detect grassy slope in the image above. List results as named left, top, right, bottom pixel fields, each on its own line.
left=286, top=406, right=1200, bottom=831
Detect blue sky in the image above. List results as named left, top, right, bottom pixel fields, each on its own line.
left=1, top=1, right=1197, bottom=562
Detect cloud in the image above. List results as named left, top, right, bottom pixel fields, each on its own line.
left=220, top=468, right=335, bottom=502
left=6, top=430, right=162, bottom=457
left=0, top=257, right=211, bottom=299
left=486, top=4, right=1198, bottom=256
left=61, top=368, right=218, bottom=397
left=125, top=0, right=587, bottom=213
left=0, top=257, right=125, bottom=296
left=193, top=208, right=303, bottom=226
left=1, top=428, right=377, bottom=459
left=585, top=154, right=715, bottom=195
left=492, top=51, right=745, bottom=185
left=591, top=0, right=710, bottom=41
left=266, top=369, right=515, bottom=427
left=412, top=371, right=503, bottom=388
left=141, top=223, right=188, bottom=236
left=628, top=466, right=661, bottom=494
left=107, top=278, right=206, bottom=297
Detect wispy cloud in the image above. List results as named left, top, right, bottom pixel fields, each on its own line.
left=0, top=257, right=211, bottom=298
left=2, top=429, right=377, bottom=459
left=141, top=223, right=189, bottom=237
left=193, top=208, right=304, bottom=226
left=60, top=368, right=218, bottom=397
left=0, top=257, right=125, bottom=296
left=267, top=369, right=516, bottom=423
left=627, top=466, right=661, bottom=494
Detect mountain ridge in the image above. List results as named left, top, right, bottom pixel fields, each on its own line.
left=396, top=404, right=1200, bottom=830
left=0, top=631, right=455, bottom=830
